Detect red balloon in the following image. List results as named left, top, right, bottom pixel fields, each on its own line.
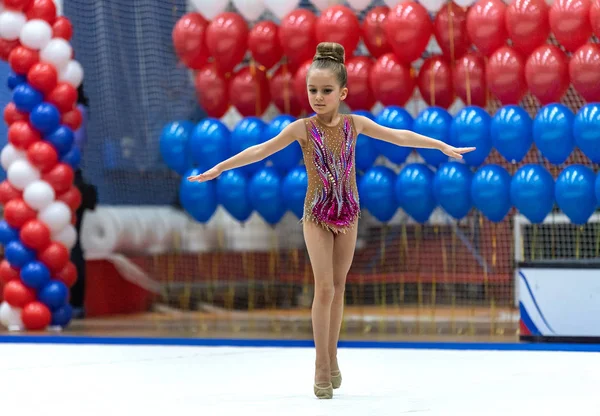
left=270, top=64, right=301, bottom=116
left=25, top=0, right=57, bottom=24
left=52, top=16, right=73, bottom=41
left=315, top=5, right=361, bottom=56
left=8, top=46, right=39, bottom=75
left=369, top=53, right=415, bottom=106
left=549, top=0, right=592, bottom=52
left=279, top=9, right=318, bottom=69
left=4, top=198, right=37, bottom=229
left=4, top=102, right=28, bottom=125
left=172, top=13, right=209, bottom=70
left=505, top=0, right=549, bottom=56
left=22, top=301, right=52, bottom=331
left=46, top=83, right=78, bottom=113
left=39, top=242, right=70, bottom=273
left=27, top=141, right=59, bottom=173
left=466, top=0, right=507, bottom=56
left=0, top=39, right=20, bottom=62
left=61, top=107, right=83, bottom=130
left=248, top=21, right=283, bottom=70
left=0, top=181, right=23, bottom=205
left=27, top=62, right=58, bottom=94
left=385, top=1, right=433, bottom=64
left=3, top=280, right=37, bottom=308
left=434, top=2, right=470, bottom=60
left=228, top=65, right=271, bottom=117
left=57, top=186, right=82, bottom=212
left=8, top=121, right=41, bottom=150
left=20, top=219, right=51, bottom=251
left=193, top=63, right=230, bottom=118
left=591, top=0, right=600, bottom=37
left=345, top=56, right=375, bottom=111
left=206, top=12, right=249, bottom=74
left=56, top=261, right=77, bottom=288
left=292, top=61, right=313, bottom=114
left=417, top=56, right=454, bottom=109
left=4, top=0, right=32, bottom=10
left=453, top=53, right=487, bottom=107
left=525, top=45, right=569, bottom=104
left=569, top=43, right=600, bottom=102
left=486, top=46, right=527, bottom=104
left=361, top=6, right=392, bottom=58
left=0, top=260, right=20, bottom=285
left=42, top=163, right=74, bottom=194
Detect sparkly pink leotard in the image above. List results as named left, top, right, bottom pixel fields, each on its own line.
left=300, top=114, right=360, bottom=234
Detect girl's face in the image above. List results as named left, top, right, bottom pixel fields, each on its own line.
left=306, top=69, right=348, bottom=115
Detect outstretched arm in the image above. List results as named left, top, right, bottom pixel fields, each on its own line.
left=352, top=115, right=475, bottom=159
left=188, top=119, right=305, bottom=182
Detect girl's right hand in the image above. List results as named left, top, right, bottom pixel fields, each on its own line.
left=187, top=167, right=221, bottom=183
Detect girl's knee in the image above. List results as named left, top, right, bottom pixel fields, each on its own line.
left=314, top=281, right=335, bottom=301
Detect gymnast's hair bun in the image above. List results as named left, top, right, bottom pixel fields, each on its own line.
left=313, top=42, right=345, bottom=64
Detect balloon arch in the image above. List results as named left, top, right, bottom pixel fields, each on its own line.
left=163, top=0, right=600, bottom=229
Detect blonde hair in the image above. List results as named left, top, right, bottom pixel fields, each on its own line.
left=308, top=42, right=347, bottom=88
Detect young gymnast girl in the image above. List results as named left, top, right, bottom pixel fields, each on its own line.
left=188, top=42, right=475, bottom=399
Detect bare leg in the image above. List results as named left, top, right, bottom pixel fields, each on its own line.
left=303, top=220, right=335, bottom=393
left=329, top=223, right=358, bottom=382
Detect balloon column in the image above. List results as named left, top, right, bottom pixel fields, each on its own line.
left=0, top=1, right=82, bottom=331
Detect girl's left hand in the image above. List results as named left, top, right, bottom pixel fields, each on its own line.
left=441, top=144, right=476, bottom=159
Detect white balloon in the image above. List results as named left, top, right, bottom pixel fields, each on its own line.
left=232, top=0, right=266, bottom=21
left=189, top=0, right=229, bottom=19
left=383, top=0, right=404, bottom=6
left=1, top=144, right=26, bottom=172
left=59, top=60, right=84, bottom=88
left=347, top=0, right=373, bottom=11
left=263, top=0, right=300, bottom=18
left=38, top=200, right=71, bottom=234
left=53, top=0, right=63, bottom=16
left=0, top=301, right=24, bottom=331
left=310, top=0, right=330, bottom=11
left=40, top=38, right=73, bottom=72
left=52, top=224, right=77, bottom=250
left=0, top=10, right=27, bottom=41
left=7, top=159, right=41, bottom=190
left=420, top=0, right=447, bottom=12
left=19, top=19, right=53, bottom=50
left=24, top=180, right=56, bottom=211
left=454, top=0, right=477, bottom=6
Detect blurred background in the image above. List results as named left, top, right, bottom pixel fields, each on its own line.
left=0, top=0, right=598, bottom=344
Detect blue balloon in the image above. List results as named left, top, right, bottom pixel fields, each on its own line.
left=45, top=125, right=75, bottom=156
left=510, top=164, right=554, bottom=223
left=374, top=106, right=413, bottom=164
left=0, top=221, right=19, bottom=245
left=51, top=304, right=73, bottom=327
left=433, top=162, right=473, bottom=219
left=39, top=280, right=69, bottom=311
left=159, top=121, right=194, bottom=175
left=450, top=106, right=492, bottom=167
left=179, top=168, right=218, bottom=223
left=471, top=164, right=511, bottom=222
left=12, top=83, right=43, bottom=113
left=20, top=261, right=51, bottom=290
left=282, top=166, right=308, bottom=219
left=353, top=110, right=378, bottom=171
left=491, top=105, right=532, bottom=163
left=190, top=118, right=230, bottom=170
left=216, top=169, right=253, bottom=223
left=248, top=167, right=286, bottom=225
left=5, top=241, right=36, bottom=269
left=533, top=103, right=574, bottom=165
left=555, top=164, right=596, bottom=225
left=395, top=163, right=436, bottom=223
left=267, top=115, right=302, bottom=172
left=414, top=107, right=452, bottom=166
left=231, top=117, right=267, bottom=176
left=359, top=166, right=398, bottom=222
left=30, top=103, right=61, bottom=134
left=61, top=146, right=81, bottom=170
left=573, top=103, right=600, bottom=163
left=7, top=71, right=26, bottom=90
